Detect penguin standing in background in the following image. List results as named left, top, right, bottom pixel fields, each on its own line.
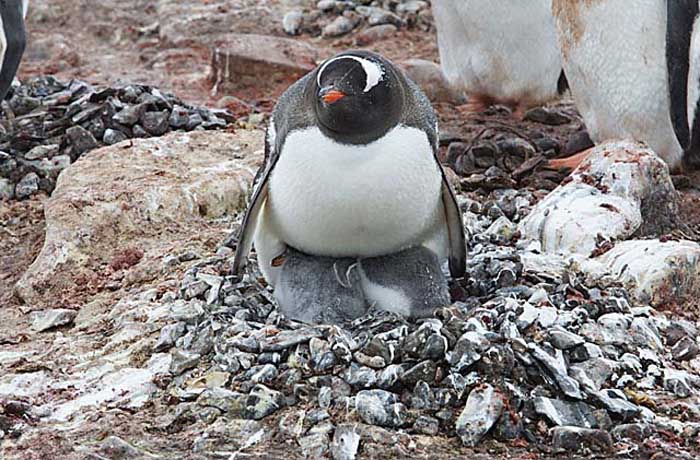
left=0, top=0, right=27, bottom=101
left=232, top=50, right=467, bottom=325
left=550, top=0, right=700, bottom=172
left=432, top=0, right=567, bottom=117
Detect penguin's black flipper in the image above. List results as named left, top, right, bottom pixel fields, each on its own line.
left=666, top=0, right=700, bottom=166
left=0, top=0, right=27, bottom=101
left=231, top=128, right=277, bottom=276
left=440, top=174, right=467, bottom=278
left=401, top=77, right=467, bottom=279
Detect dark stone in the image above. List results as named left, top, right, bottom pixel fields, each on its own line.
left=66, top=125, right=99, bottom=156
left=141, top=110, right=170, bottom=136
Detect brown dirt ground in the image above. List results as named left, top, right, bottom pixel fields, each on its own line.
left=2, top=1, right=699, bottom=459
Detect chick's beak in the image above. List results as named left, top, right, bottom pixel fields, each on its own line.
left=320, top=88, right=346, bottom=104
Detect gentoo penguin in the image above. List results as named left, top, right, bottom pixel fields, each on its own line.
left=0, top=0, right=27, bottom=101
left=432, top=0, right=567, bottom=116
left=550, top=0, right=700, bottom=171
left=232, top=50, right=467, bottom=323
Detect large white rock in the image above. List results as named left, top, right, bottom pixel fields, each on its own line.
left=15, top=130, right=263, bottom=308
left=519, top=141, right=678, bottom=256
left=583, top=239, right=700, bottom=310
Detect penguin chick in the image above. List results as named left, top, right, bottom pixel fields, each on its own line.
left=359, top=245, right=451, bottom=319
left=275, top=247, right=367, bottom=325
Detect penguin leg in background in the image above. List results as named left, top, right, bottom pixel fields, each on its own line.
left=275, top=247, right=368, bottom=325
left=546, top=147, right=595, bottom=172
left=358, top=245, right=450, bottom=319
left=457, top=94, right=496, bottom=115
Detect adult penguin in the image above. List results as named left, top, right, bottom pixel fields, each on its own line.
left=432, top=0, right=567, bottom=116
left=232, top=50, right=467, bottom=324
left=0, top=0, right=28, bottom=101
left=550, top=0, right=700, bottom=171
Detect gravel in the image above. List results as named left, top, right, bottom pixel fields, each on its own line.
left=0, top=76, right=234, bottom=200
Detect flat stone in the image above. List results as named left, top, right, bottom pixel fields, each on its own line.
left=113, top=104, right=144, bottom=126
left=450, top=331, right=489, bottom=372
left=611, top=423, right=655, bottom=441
left=456, top=384, right=504, bottom=447
left=534, top=397, right=597, bottom=428
left=548, top=327, right=585, bottom=350
left=595, top=389, right=641, bottom=420
left=551, top=427, right=613, bottom=453
left=170, top=349, right=201, bottom=375
left=103, top=128, right=129, bottom=145
left=356, top=24, right=398, bottom=46
left=25, top=144, right=59, bottom=160
left=31, top=308, right=77, bottom=332
left=210, top=34, right=317, bottom=89
left=322, top=14, right=360, bottom=37
left=98, top=435, right=145, bottom=459
left=570, top=358, right=616, bottom=393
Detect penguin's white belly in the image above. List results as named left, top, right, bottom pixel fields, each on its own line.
left=262, top=125, right=443, bottom=259
left=432, top=0, right=562, bottom=105
left=555, top=0, right=684, bottom=169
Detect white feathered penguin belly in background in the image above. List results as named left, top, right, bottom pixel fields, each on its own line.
left=551, top=0, right=700, bottom=171
left=432, top=0, right=565, bottom=111
left=232, top=51, right=467, bottom=325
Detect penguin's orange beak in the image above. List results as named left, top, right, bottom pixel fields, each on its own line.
left=320, top=88, right=346, bottom=104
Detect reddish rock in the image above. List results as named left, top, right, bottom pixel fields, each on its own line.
left=355, top=24, right=398, bottom=46
left=399, top=59, right=466, bottom=104
left=210, top=33, right=319, bottom=92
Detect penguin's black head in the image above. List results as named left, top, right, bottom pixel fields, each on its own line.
left=313, top=51, right=404, bottom=145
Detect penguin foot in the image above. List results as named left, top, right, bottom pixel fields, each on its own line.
left=546, top=148, right=595, bottom=172
left=457, top=94, right=495, bottom=115
left=275, top=247, right=367, bottom=325
left=358, top=246, right=450, bottom=319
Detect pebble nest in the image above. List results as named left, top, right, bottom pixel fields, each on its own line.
left=0, top=77, right=234, bottom=200
left=152, top=187, right=700, bottom=457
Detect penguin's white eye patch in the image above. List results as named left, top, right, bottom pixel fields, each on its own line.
left=317, top=55, right=385, bottom=93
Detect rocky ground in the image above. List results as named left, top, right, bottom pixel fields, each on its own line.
left=2, top=1, right=700, bottom=459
